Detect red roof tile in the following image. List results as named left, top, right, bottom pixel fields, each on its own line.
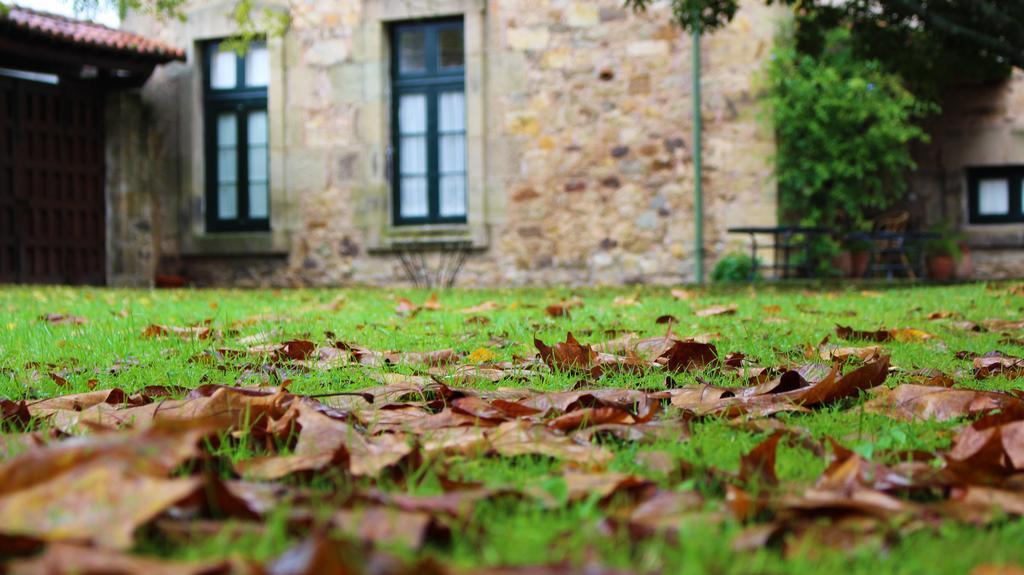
left=2, top=5, right=184, bottom=61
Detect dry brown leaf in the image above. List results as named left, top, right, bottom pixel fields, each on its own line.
left=818, top=344, right=883, bottom=362
left=546, top=407, right=636, bottom=433
left=559, top=471, right=655, bottom=504
left=40, top=314, right=87, bottom=326
left=656, top=340, right=719, bottom=372
left=738, top=431, right=784, bottom=487
left=333, top=506, right=440, bottom=550
left=545, top=298, right=584, bottom=317
left=460, top=301, right=501, bottom=313
left=25, top=388, right=130, bottom=416
left=974, top=352, right=1024, bottom=379
left=982, top=319, right=1024, bottom=332
left=696, top=304, right=738, bottom=318
left=670, top=288, right=695, bottom=300
left=612, top=295, right=640, bottom=307
left=141, top=324, right=211, bottom=340
left=863, top=385, right=1024, bottom=422
left=535, top=333, right=596, bottom=373
left=237, top=398, right=413, bottom=480
left=7, top=543, right=239, bottom=575
left=487, top=421, right=613, bottom=467
left=0, top=425, right=217, bottom=550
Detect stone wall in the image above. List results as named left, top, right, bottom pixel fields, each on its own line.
left=910, top=70, right=1024, bottom=279
left=124, top=0, right=783, bottom=287
left=105, top=90, right=157, bottom=287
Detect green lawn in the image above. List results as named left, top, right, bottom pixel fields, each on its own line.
left=1, top=282, right=1023, bottom=574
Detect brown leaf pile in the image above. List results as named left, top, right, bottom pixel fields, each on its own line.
left=5, top=316, right=1024, bottom=573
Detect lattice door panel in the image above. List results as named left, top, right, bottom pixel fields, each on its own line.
left=0, top=78, right=16, bottom=283
left=0, top=76, right=105, bottom=285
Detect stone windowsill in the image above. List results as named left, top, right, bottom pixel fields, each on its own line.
left=964, top=224, right=1024, bottom=250
left=181, top=231, right=290, bottom=257
left=367, top=223, right=489, bottom=254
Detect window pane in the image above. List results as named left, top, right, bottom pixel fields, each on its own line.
left=398, top=94, right=426, bottom=134
left=398, top=29, right=426, bottom=73
left=210, top=49, right=237, bottom=90
left=217, top=113, right=237, bottom=147
left=247, top=111, right=269, bottom=219
left=400, top=136, right=427, bottom=176
left=216, top=113, right=237, bottom=220
left=438, top=91, right=465, bottom=133
left=439, top=133, right=465, bottom=174
left=245, top=43, right=270, bottom=87
left=438, top=90, right=466, bottom=218
left=218, top=184, right=237, bottom=220
left=438, top=28, right=464, bottom=68
left=249, top=183, right=268, bottom=219
left=248, top=110, right=268, bottom=145
left=440, top=175, right=466, bottom=217
left=979, top=178, right=1010, bottom=215
left=400, top=177, right=428, bottom=218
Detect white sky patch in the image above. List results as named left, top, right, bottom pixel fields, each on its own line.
left=12, top=0, right=120, bottom=27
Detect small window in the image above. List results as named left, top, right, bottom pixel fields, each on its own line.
left=968, top=166, right=1024, bottom=224
left=204, top=41, right=270, bottom=232
left=391, top=19, right=466, bottom=225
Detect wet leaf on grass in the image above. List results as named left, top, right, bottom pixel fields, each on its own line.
left=696, top=304, right=738, bottom=318
left=544, top=298, right=583, bottom=317
left=141, top=324, right=212, bottom=340
left=863, top=385, right=1024, bottom=422
left=39, top=314, right=87, bottom=326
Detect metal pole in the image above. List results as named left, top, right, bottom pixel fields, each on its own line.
left=692, top=18, right=705, bottom=285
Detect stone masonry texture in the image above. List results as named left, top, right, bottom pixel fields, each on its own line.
left=122, top=1, right=789, bottom=287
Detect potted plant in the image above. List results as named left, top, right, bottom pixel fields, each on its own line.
left=924, top=224, right=964, bottom=282
left=845, top=236, right=874, bottom=278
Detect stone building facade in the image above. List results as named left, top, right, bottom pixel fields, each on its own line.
left=115, top=0, right=1024, bottom=287
left=118, top=0, right=783, bottom=287
left=909, top=70, right=1024, bottom=279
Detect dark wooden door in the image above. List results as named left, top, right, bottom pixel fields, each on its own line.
left=0, top=75, right=105, bottom=285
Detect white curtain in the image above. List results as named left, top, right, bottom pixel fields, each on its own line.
left=438, top=91, right=466, bottom=217
left=216, top=113, right=238, bottom=219
left=399, top=94, right=428, bottom=218
left=245, top=44, right=270, bottom=87
left=247, top=111, right=269, bottom=218
left=978, top=179, right=1009, bottom=216
left=210, top=50, right=236, bottom=90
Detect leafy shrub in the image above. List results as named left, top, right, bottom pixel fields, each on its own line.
left=923, top=222, right=965, bottom=261
left=765, top=28, right=935, bottom=232
left=712, top=252, right=760, bottom=283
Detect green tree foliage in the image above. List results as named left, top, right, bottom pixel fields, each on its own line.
left=766, top=29, right=933, bottom=231
left=624, top=0, right=1023, bottom=88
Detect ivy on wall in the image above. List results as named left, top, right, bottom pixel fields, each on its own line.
left=764, top=28, right=935, bottom=233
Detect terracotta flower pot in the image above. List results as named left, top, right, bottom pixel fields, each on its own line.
left=832, top=252, right=853, bottom=277
left=850, top=251, right=871, bottom=279
left=927, top=255, right=956, bottom=282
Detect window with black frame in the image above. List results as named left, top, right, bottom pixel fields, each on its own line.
left=203, top=41, right=270, bottom=232
left=391, top=19, right=467, bottom=225
left=968, top=166, right=1024, bottom=225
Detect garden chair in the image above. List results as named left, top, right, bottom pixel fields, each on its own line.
left=866, top=211, right=917, bottom=280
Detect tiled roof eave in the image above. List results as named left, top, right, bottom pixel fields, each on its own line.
left=2, top=5, right=185, bottom=62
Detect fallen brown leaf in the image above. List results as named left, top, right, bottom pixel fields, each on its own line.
left=40, top=314, right=87, bottom=325
left=696, top=304, right=738, bottom=318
